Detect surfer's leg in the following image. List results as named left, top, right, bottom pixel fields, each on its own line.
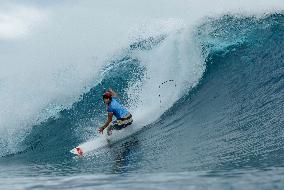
left=107, top=124, right=113, bottom=136
left=116, top=115, right=133, bottom=130
left=112, top=117, right=133, bottom=130
left=107, top=121, right=118, bottom=135
left=107, top=116, right=133, bottom=135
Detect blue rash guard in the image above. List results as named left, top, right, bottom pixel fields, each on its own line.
left=107, top=97, right=129, bottom=119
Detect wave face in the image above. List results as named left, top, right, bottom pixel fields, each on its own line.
left=150, top=13, right=284, bottom=171
left=0, top=8, right=284, bottom=189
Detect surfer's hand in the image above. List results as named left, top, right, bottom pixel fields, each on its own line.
left=98, top=127, right=105, bottom=134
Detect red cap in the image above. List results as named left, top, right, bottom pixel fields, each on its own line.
left=102, top=91, right=112, bottom=99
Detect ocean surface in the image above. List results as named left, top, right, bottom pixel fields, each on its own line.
left=0, top=1, right=284, bottom=189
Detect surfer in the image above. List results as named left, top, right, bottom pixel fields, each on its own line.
left=98, top=88, right=133, bottom=135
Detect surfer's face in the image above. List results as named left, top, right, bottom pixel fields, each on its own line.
left=103, top=98, right=110, bottom=104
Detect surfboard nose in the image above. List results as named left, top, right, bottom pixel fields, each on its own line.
left=76, top=147, right=83, bottom=156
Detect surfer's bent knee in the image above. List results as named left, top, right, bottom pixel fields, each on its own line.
left=110, top=114, right=133, bottom=131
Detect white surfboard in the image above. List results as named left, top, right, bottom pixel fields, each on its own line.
left=70, top=124, right=140, bottom=156
left=70, top=135, right=109, bottom=156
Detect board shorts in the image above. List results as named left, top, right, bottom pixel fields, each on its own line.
left=107, top=113, right=133, bottom=135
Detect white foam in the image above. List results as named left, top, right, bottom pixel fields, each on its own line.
left=127, top=28, right=205, bottom=126
left=0, top=5, right=48, bottom=40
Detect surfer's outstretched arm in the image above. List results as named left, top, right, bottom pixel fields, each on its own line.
left=99, top=112, right=113, bottom=134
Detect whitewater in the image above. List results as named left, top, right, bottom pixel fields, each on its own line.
left=0, top=0, right=284, bottom=189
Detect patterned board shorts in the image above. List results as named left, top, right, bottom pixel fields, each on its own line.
left=107, top=114, right=133, bottom=134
